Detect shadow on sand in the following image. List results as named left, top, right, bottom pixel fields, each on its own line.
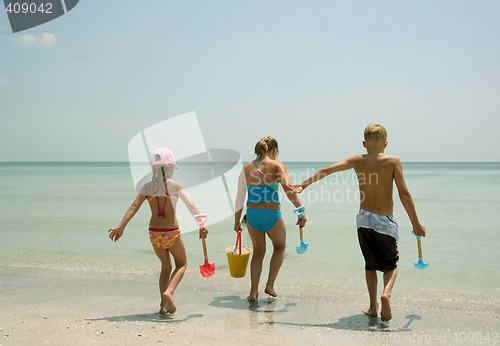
left=86, top=313, right=204, bottom=323
left=262, top=313, right=423, bottom=333
left=209, top=295, right=296, bottom=313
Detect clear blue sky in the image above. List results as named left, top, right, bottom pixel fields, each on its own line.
left=1, top=1, right=499, bottom=162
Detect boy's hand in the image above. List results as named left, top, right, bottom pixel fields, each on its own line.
left=108, top=226, right=124, bottom=242
left=413, top=224, right=426, bottom=237
left=199, top=227, right=208, bottom=239
left=234, top=222, right=241, bottom=233
left=290, top=184, right=303, bottom=193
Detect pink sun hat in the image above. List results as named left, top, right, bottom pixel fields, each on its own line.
left=151, top=147, right=178, bottom=169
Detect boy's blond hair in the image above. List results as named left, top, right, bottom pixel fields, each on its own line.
left=364, top=124, right=387, bottom=142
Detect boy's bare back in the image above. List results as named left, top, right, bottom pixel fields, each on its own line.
left=294, top=123, right=424, bottom=237
left=351, top=153, right=400, bottom=216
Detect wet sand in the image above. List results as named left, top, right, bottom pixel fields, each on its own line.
left=1, top=266, right=498, bottom=345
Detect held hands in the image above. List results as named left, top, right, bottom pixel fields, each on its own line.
left=290, top=183, right=304, bottom=193
left=413, top=224, right=426, bottom=237
left=108, top=226, right=124, bottom=242
left=199, top=227, right=208, bottom=239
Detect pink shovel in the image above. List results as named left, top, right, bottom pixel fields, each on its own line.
left=194, top=214, right=215, bottom=278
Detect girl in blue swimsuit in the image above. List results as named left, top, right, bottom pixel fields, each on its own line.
left=234, top=136, right=307, bottom=302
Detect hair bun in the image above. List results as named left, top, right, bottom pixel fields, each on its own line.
left=261, top=139, right=269, bottom=151
left=254, top=136, right=279, bottom=158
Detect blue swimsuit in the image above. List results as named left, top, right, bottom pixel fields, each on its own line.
left=246, top=159, right=281, bottom=232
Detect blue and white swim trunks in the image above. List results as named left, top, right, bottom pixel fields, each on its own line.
left=356, top=209, right=399, bottom=272
left=356, top=208, right=399, bottom=242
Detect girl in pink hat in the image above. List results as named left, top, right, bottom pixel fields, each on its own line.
left=109, top=147, right=207, bottom=314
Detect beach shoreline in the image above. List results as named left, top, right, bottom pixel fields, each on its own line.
left=1, top=161, right=499, bottom=345
left=1, top=266, right=498, bottom=345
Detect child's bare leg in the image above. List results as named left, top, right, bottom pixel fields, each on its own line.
left=265, top=219, right=286, bottom=297
left=153, top=247, right=172, bottom=314
left=248, top=226, right=266, bottom=302
left=363, top=270, right=378, bottom=317
left=162, top=237, right=187, bottom=314
left=381, top=268, right=397, bottom=322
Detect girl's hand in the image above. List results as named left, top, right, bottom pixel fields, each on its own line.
left=108, top=226, right=124, bottom=242
left=296, top=214, right=307, bottom=228
left=199, top=227, right=208, bottom=239
left=234, top=221, right=241, bottom=232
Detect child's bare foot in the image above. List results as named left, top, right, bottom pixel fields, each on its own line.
left=264, top=286, right=277, bottom=297
left=163, top=291, right=176, bottom=314
left=159, top=296, right=167, bottom=314
left=362, top=306, right=377, bottom=318
left=247, top=291, right=258, bottom=302
left=380, top=293, right=392, bottom=321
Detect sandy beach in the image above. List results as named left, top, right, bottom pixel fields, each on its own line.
left=1, top=266, right=498, bottom=346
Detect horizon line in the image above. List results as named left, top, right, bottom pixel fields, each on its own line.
left=1, top=161, right=499, bottom=164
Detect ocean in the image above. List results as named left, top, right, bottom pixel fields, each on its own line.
left=1, top=162, right=499, bottom=312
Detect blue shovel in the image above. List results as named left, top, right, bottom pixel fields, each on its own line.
left=412, top=230, right=429, bottom=269
left=294, top=206, right=308, bottom=254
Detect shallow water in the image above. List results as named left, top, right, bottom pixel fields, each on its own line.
left=0, top=162, right=499, bottom=310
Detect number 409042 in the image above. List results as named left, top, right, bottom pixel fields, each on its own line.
left=5, top=2, right=53, bottom=14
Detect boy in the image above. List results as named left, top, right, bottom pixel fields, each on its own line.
left=292, top=124, right=426, bottom=322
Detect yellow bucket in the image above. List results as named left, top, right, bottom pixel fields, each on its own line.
left=225, top=245, right=252, bottom=278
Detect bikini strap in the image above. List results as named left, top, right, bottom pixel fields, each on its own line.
left=156, top=195, right=167, bottom=218
left=246, top=158, right=276, bottom=184
left=246, top=159, right=262, bottom=182
left=257, top=158, right=277, bottom=183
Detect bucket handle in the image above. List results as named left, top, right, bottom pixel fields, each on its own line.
left=233, top=228, right=242, bottom=256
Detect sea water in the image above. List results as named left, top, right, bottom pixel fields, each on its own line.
left=1, top=162, right=499, bottom=310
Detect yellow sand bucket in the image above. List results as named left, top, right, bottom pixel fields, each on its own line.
left=225, top=229, right=252, bottom=278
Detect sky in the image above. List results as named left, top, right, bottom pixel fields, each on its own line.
left=1, top=1, right=499, bottom=162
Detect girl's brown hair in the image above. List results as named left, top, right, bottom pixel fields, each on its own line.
left=254, top=136, right=279, bottom=158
